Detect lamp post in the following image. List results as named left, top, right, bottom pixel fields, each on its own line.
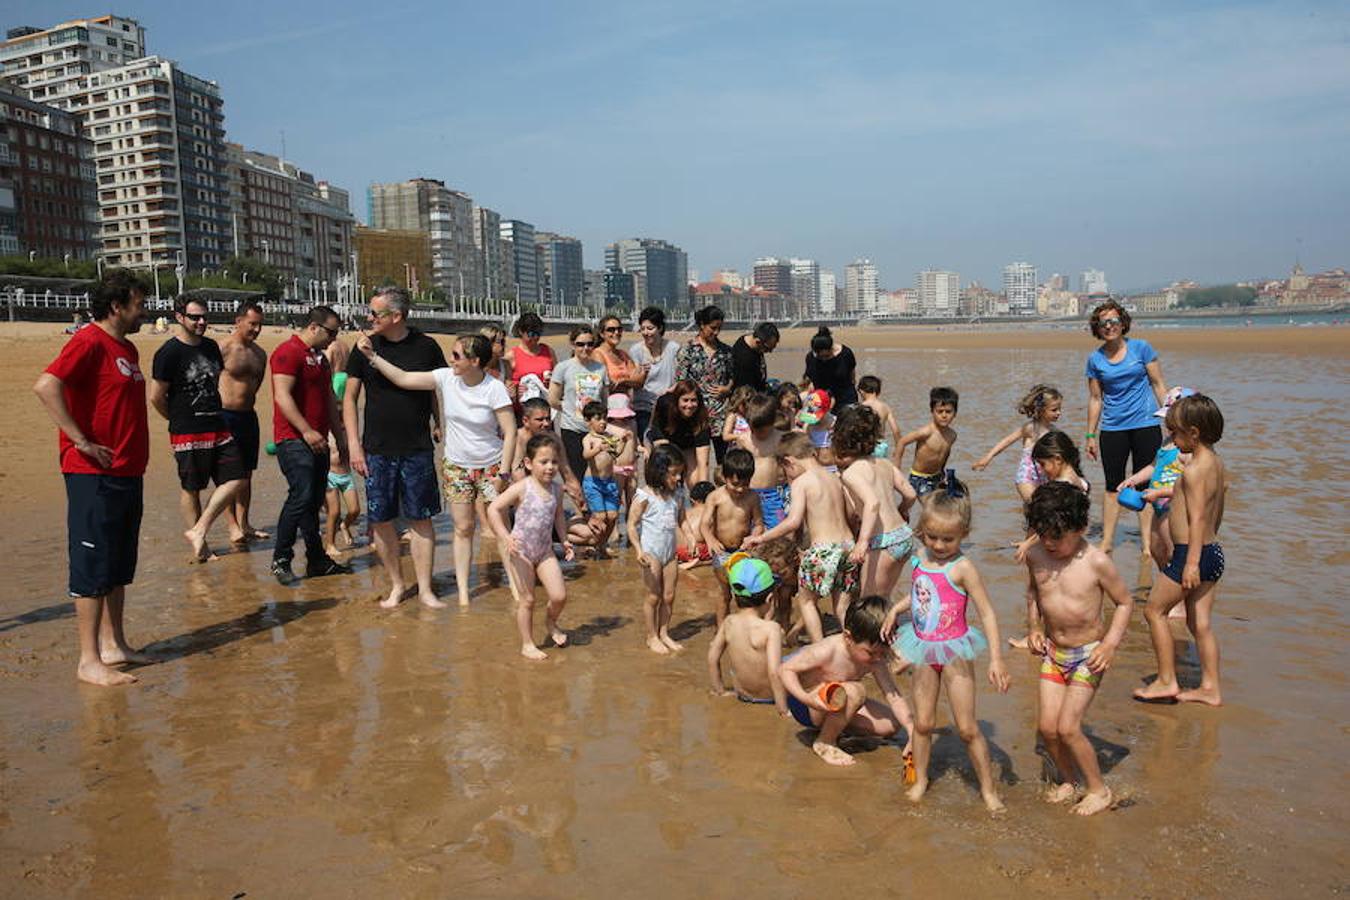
left=63, top=252, right=71, bottom=272
left=174, top=249, right=185, bottom=298
left=261, top=239, right=270, bottom=265
left=96, top=256, right=104, bottom=280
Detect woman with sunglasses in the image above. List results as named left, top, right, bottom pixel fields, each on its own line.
left=354, top=332, right=517, bottom=608
left=595, top=315, right=647, bottom=396
left=549, top=324, right=611, bottom=481
left=675, top=305, right=734, bottom=464
left=508, top=312, right=556, bottom=405
left=1084, top=299, right=1168, bottom=555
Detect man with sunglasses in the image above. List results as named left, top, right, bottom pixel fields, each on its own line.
left=150, top=297, right=246, bottom=562
left=342, top=287, right=447, bottom=608
left=269, top=305, right=350, bottom=584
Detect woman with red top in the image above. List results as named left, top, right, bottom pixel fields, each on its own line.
left=509, top=311, right=556, bottom=409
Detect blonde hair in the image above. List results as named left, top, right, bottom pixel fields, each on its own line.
left=916, top=479, right=973, bottom=536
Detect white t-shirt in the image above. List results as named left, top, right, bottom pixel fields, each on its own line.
left=432, top=368, right=512, bottom=468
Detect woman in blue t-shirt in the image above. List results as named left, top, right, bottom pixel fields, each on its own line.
left=1084, top=300, right=1168, bottom=555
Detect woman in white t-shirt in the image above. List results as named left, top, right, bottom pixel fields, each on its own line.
left=356, top=332, right=517, bottom=607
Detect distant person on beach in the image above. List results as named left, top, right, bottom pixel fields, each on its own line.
left=897, top=386, right=959, bottom=498
left=730, top=322, right=779, bottom=392
left=149, top=297, right=245, bottom=562
left=628, top=306, right=681, bottom=447
left=971, top=383, right=1064, bottom=503
left=219, top=300, right=269, bottom=544
left=675, top=305, right=734, bottom=464
left=342, top=287, right=447, bottom=609
left=268, top=305, right=351, bottom=586
left=803, top=326, right=857, bottom=408
left=33, top=270, right=153, bottom=686
left=1023, top=481, right=1134, bottom=816
left=1134, top=394, right=1228, bottom=707
left=1083, top=300, right=1168, bottom=556
left=777, top=595, right=913, bottom=767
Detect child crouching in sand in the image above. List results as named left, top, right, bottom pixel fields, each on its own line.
left=708, top=555, right=788, bottom=716
left=1024, top=481, right=1133, bottom=815
left=778, top=595, right=914, bottom=767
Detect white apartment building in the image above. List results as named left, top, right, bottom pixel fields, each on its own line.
left=1004, top=261, right=1037, bottom=315
left=1081, top=268, right=1108, bottom=294
left=817, top=271, right=836, bottom=315
left=844, top=258, right=878, bottom=316
left=790, top=257, right=820, bottom=316
left=916, top=269, right=960, bottom=317
left=1, top=16, right=146, bottom=107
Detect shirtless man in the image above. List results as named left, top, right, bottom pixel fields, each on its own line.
left=1024, top=482, right=1134, bottom=815
left=218, top=299, right=269, bottom=543
left=700, top=448, right=764, bottom=625
left=707, top=556, right=787, bottom=715
left=897, top=386, right=959, bottom=498
left=744, top=431, right=860, bottom=643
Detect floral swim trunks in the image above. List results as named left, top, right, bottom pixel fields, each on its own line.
left=441, top=459, right=502, bottom=504
left=797, top=541, right=860, bottom=598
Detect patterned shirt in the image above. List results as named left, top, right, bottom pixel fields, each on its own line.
left=675, top=338, right=734, bottom=434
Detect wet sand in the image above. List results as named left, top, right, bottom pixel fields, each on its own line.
left=1, top=321, right=1346, bottom=896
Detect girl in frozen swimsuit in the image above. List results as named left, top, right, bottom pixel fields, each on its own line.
left=882, top=480, right=1011, bottom=812
left=971, top=383, right=1064, bottom=503
left=628, top=445, right=688, bottom=656
left=488, top=434, right=574, bottom=661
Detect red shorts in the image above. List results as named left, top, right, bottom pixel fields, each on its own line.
left=676, top=542, right=711, bottom=563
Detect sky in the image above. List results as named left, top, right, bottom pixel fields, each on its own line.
left=10, top=0, right=1350, bottom=292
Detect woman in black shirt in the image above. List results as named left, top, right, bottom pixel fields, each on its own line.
left=647, top=380, right=711, bottom=484
left=803, top=326, right=858, bottom=407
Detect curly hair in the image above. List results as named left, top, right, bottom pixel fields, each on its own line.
left=830, top=404, right=880, bottom=460
left=1088, top=300, right=1132, bottom=339
left=1025, top=481, right=1090, bottom=537
left=1016, top=383, right=1062, bottom=419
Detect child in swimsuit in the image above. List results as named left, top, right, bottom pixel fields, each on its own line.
left=971, top=383, right=1063, bottom=503
left=1119, top=386, right=1196, bottom=571
left=720, top=385, right=756, bottom=445
left=627, top=445, right=687, bottom=655
left=487, top=434, right=575, bottom=661
left=857, top=375, right=903, bottom=464
left=882, top=478, right=1010, bottom=813
left=582, top=401, right=630, bottom=557
left=677, top=481, right=715, bottom=569
left=898, top=386, right=959, bottom=497
left=736, top=393, right=790, bottom=530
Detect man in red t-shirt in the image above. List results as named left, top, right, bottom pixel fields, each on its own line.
left=33, top=270, right=154, bottom=687
left=269, top=305, right=350, bottom=584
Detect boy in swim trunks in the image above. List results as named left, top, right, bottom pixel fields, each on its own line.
left=745, top=431, right=861, bottom=644
left=1024, top=482, right=1134, bottom=816
left=833, top=404, right=917, bottom=602
left=857, top=375, right=903, bottom=465
left=581, top=401, right=631, bottom=557
left=678, top=481, right=715, bottom=569
left=707, top=556, right=789, bottom=715
left=734, top=392, right=789, bottom=529
left=778, top=595, right=914, bottom=767
left=897, top=386, right=959, bottom=498
left=700, top=449, right=764, bottom=624
left=1134, top=394, right=1229, bottom=707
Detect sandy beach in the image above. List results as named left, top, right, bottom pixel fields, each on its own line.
left=0, top=320, right=1346, bottom=896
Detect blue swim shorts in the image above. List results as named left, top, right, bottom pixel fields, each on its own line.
left=583, top=475, right=621, bottom=513
left=1161, top=542, right=1225, bottom=585
left=365, top=451, right=441, bottom=523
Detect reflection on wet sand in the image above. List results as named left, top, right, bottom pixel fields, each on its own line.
left=1, top=323, right=1347, bottom=895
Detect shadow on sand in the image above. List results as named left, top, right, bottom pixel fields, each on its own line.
left=137, top=597, right=340, bottom=664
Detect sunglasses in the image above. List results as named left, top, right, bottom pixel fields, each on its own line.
left=451, top=350, right=466, bottom=361
left=602, top=326, right=622, bottom=333
left=181, top=312, right=207, bottom=322
left=318, top=323, right=339, bottom=337
left=523, top=329, right=542, bottom=338
left=1098, top=318, right=1123, bottom=328
left=368, top=308, right=394, bottom=319
left=574, top=340, right=596, bottom=348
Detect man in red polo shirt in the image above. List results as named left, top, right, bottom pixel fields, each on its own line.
left=33, top=270, right=153, bottom=687
left=269, top=305, right=350, bottom=585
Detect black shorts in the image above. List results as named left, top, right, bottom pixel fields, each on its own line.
left=221, top=408, right=260, bottom=471
left=65, top=473, right=142, bottom=597
left=173, top=439, right=247, bottom=491
left=1098, top=425, right=1163, bottom=493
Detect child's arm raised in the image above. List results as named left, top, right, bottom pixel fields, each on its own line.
left=486, top=480, right=528, bottom=554
left=706, top=621, right=732, bottom=696
left=972, top=423, right=1029, bottom=471
left=1086, top=551, right=1133, bottom=673
left=953, top=559, right=1010, bottom=692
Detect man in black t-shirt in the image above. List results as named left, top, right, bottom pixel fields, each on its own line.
left=150, top=297, right=246, bottom=562
left=342, top=287, right=448, bottom=608
left=731, top=322, right=779, bottom=392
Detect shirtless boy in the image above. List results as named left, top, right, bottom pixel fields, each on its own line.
left=218, top=299, right=269, bottom=543
left=1024, top=482, right=1134, bottom=816
left=745, top=431, right=861, bottom=643
left=678, top=481, right=715, bottom=569
left=778, top=595, right=914, bottom=766
left=581, top=400, right=631, bottom=555
left=897, top=386, right=959, bottom=498
left=707, top=556, right=788, bottom=715
left=700, top=448, right=764, bottom=624
left=833, top=405, right=917, bottom=601
left=1134, top=394, right=1228, bottom=707
left=734, top=392, right=788, bottom=528
left=857, top=375, right=903, bottom=464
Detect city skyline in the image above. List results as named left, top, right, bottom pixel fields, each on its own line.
left=4, top=1, right=1349, bottom=294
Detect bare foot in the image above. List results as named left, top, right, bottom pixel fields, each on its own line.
left=77, top=660, right=137, bottom=686
left=184, top=529, right=218, bottom=562
left=1176, top=686, right=1223, bottom=707
left=1072, top=788, right=1114, bottom=816
left=324, top=543, right=343, bottom=560
left=812, top=741, right=856, bottom=766
left=521, top=643, right=548, bottom=661
left=982, top=789, right=1007, bottom=813
left=457, top=592, right=471, bottom=608
left=340, top=525, right=355, bottom=548
left=1044, top=782, right=1077, bottom=804
left=1133, top=680, right=1180, bottom=703
left=659, top=632, right=684, bottom=652
left=100, top=645, right=155, bottom=666
left=1007, top=635, right=1029, bottom=650
left=646, top=636, right=671, bottom=655
left=905, top=779, right=929, bottom=801
left=244, top=528, right=271, bottom=541
left=380, top=585, right=406, bottom=609
left=550, top=627, right=568, bottom=647
left=418, top=590, right=447, bottom=609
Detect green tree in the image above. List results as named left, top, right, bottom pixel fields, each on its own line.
left=1180, top=285, right=1257, bottom=308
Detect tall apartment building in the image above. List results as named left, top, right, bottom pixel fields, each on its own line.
left=844, top=259, right=878, bottom=316
left=499, top=219, right=539, bottom=304
left=354, top=226, right=430, bottom=295
left=1003, top=261, right=1037, bottom=315
left=817, top=271, right=837, bottom=316
left=916, top=270, right=960, bottom=317
left=535, top=231, right=584, bottom=306
left=1080, top=269, right=1108, bottom=294
left=299, top=180, right=354, bottom=287
left=712, top=268, right=744, bottom=289
left=473, top=205, right=507, bottom=300
left=0, top=82, right=99, bottom=258
left=752, top=256, right=793, bottom=298
left=605, top=237, right=688, bottom=309
left=369, top=178, right=479, bottom=298
left=1, top=16, right=147, bottom=107
left=790, top=258, right=820, bottom=315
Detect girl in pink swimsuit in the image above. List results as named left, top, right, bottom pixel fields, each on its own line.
left=487, top=434, right=575, bottom=661
left=971, top=383, right=1063, bottom=503
left=883, top=480, right=1012, bottom=812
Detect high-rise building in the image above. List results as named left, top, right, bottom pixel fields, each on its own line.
left=605, top=237, right=688, bottom=309
left=0, top=82, right=99, bottom=258
left=790, top=258, right=820, bottom=316
left=712, top=268, right=744, bottom=289
left=1047, top=272, right=1068, bottom=292
left=354, top=226, right=431, bottom=295
left=916, top=270, right=960, bottom=317
left=1, top=16, right=147, bottom=107
left=1080, top=269, right=1108, bottom=294
left=844, top=258, right=878, bottom=315
left=817, top=271, right=837, bottom=315
left=1003, top=261, right=1037, bottom=315
left=298, top=179, right=355, bottom=288
left=368, top=178, right=479, bottom=298
left=500, top=219, right=539, bottom=303
left=472, top=205, right=504, bottom=299
left=535, top=231, right=584, bottom=306
left=752, top=256, right=793, bottom=298
left=583, top=268, right=607, bottom=311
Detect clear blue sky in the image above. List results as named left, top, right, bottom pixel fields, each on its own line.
left=11, top=1, right=1349, bottom=291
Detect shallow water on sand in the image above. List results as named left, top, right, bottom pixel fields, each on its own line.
left=0, top=325, right=1346, bottom=896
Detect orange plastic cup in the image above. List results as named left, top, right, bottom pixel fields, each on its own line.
left=818, top=681, right=846, bottom=711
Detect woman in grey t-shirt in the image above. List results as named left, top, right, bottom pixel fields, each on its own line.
left=548, top=323, right=610, bottom=480
left=628, top=305, right=681, bottom=445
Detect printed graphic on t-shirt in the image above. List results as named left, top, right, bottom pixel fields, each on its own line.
left=573, top=370, right=602, bottom=416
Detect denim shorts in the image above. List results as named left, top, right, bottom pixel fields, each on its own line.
left=365, top=451, right=441, bottom=523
